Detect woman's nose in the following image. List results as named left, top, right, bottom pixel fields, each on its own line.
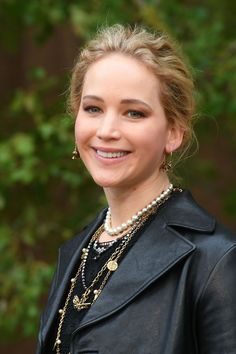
left=96, top=113, right=121, bottom=140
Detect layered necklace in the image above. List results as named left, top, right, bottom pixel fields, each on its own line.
left=104, top=183, right=174, bottom=236
left=54, top=183, right=174, bottom=354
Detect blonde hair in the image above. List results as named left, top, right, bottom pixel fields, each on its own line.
left=69, top=24, right=196, bottom=159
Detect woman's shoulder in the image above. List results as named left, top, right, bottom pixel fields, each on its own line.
left=163, top=189, right=236, bottom=260
left=166, top=189, right=235, bottom=236
left=166, top=190, right=236, bottom=309
left=190, top=218, right=236, bottom=275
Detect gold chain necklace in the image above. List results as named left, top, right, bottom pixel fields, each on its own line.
left=53, top=191, right=175, bottom=353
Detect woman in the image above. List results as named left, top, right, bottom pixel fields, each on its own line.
left=37, top=25, right=236, bottom=354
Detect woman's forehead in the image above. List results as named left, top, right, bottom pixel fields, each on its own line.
left=81, top=53, right=161, bottom=103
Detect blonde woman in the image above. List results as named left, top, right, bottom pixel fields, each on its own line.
left=37, top=25, right=236, bottom=354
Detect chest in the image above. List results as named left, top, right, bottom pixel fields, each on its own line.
left=68, top=264, right=197, bottom=354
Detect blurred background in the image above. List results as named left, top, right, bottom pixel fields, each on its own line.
left=0, top=0, right=236, bottom=352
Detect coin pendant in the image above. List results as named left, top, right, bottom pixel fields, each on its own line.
left=107, top=260, right=118, bottom=271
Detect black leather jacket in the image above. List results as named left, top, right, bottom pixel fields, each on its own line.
left=37, top=191, right=236, bottom=354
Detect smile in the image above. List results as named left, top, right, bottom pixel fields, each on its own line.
left=96, top=150, right=129, bottom=158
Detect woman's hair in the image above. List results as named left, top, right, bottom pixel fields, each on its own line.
left=69, top=24, right=196, bottom=160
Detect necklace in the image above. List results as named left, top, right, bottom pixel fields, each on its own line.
left=81, top=231, right=129, bottom=290
left=53, top=225, right=103, bottom=354
left=54, top=220, right=145, bottom=354
left=53, top=187, right=176, bottom=354
left=54, top=212, right=153, bottom=354
left=93, top=236, right=126, bottom=257
left=82, top=234, right=130, bottom=286
left=104, top=183, right=173, bottom=236
left=92, top=228, right=130, bottom=258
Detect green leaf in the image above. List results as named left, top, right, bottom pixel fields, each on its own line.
left=12, top=134, right=35, bottom=156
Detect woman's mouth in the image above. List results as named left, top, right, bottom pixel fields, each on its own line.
left=96, top=150, right=129, bottom=159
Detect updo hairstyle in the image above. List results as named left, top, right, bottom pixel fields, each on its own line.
left=69, top=24, right=196, bottom=159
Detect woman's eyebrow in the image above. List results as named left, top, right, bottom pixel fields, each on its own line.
left=82, top=95, right=104, bottom=102
left=120, top=98, right=152, bottom=110
left=82, top=96, right=152, bottom=110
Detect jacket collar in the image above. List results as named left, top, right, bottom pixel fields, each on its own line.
left=41, top=190, right=215, bottom=344
left=162, top=190, right=215, bottom=232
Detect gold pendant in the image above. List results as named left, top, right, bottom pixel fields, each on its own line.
left=107, top=260, right=118, bottom=271
left=73, top=295, right=91, bottom=311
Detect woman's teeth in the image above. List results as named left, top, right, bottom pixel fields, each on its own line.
left=96, top=150, right=128, bottom=158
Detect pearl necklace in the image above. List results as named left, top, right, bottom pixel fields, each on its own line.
left=104, top=183, right=173, bottom=236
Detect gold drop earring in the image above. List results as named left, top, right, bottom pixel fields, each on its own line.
left=160, top=152, right=172, bottom=172
left=72, top=145, right=80, bottom=160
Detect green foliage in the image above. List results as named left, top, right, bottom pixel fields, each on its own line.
left=0, top=225, right=54, bottom=337
left=0, top=0, right=236, bottom=343
left=0, top=57, right=103, bottom=340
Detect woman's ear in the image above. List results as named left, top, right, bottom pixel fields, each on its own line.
left=165, top=125, right=184, bottom=154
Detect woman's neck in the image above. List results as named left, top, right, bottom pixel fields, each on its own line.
left=103, top=174, right=170, bottom=228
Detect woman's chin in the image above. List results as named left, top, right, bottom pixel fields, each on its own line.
left=92, top=178, right=119, bottom=188
left=91, top=175, right=125, bottom=189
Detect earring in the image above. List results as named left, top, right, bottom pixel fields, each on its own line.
left=72, top=145, right=80, bottom=160
left=160, top=152, right=172, bottom=172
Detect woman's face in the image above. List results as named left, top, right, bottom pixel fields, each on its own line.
left=75, top=53, right=183, bottom=190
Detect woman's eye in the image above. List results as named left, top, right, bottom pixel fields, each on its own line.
left=127, top=110, right=146, bottom=118
left=84, top=106, right=101, bottom=114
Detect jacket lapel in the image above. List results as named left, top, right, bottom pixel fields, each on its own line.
left=77, top=209, right=196, bottom=330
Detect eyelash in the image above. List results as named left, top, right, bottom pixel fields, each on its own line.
left=83, top=106, right=101, bottom=113
left=83, top=106, right=146, bottom=119
left=127, top=110, right=146, bottom=119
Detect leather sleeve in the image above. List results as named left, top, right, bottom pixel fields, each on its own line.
left=197, top=245, right=236, bottom=354
left=36, top=252, right=60, bottom=354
